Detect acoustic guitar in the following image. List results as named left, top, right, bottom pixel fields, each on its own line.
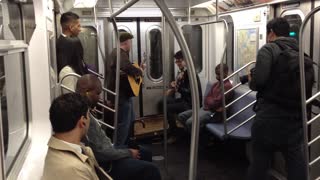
left=127, top=63, right=143, bottom=96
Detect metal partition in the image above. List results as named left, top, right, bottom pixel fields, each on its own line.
left=299, top=6, right=320, bottom=180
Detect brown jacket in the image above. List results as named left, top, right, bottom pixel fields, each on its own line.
left=42, top=136, right=112, bottom=180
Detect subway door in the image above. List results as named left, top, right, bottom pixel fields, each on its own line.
left=115, top=21, right=140, bottom=118
left=140, top=21, right=163, bottom=116
left=79, top=19, right=106, bottom=76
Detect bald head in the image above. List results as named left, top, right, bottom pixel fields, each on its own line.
left=76, top=74, right=102, bottom=106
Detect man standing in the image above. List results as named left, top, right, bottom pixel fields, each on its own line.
left=247, top=18, right=311, bottom=180
left=108, top=32, right=143, bottom=146
left=76, top=74, right=161, bottom=180
left=42, top=93, right=112, bottom=180
left=56, top=11, right=82, bottom=73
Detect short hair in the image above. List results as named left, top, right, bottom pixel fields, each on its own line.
left=60, top=12, right=79, bottom=30
left=215, top=63, right=229, bottom=74
left=267, top=17, right=290, bottom=37
left=119, top=32, right=134, bottom=43
left=49, top=93, right=89, bottom=133
left=174, top=50, right=183, bottom=60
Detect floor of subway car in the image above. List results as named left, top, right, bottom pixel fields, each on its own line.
left=139, top=131, right=249, bottom=180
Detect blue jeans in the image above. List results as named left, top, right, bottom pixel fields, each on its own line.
left=115, top=97, right=134, bottom=147
left=108, top=145, right=161, bottom=180
left=178, top=108, right=212, bottom=131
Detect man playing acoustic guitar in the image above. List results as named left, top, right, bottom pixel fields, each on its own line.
left=108, top=32, right=143, bottom=147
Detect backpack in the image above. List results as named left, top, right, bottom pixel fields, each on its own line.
left=263, top=41, right=315, bottom=109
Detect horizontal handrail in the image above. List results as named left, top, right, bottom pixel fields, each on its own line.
left=93, top=108, right=103, bottom=115
left=110, top=0, right=139, bottom=18
left=225, top=83, right=241, bottom=95
left=227, top=114, right=255, bottom=135
left=88, top=69, right=104, bottom=79
left=226, top=100, right=256, bottom=122
left=97, top=102, right=115, bottom=113
left=307, top=113, right=320, bottom=125
left=59, top=73, right=81, bottom=84
left=0, top=75, right=5, bottom=80
left=308, top=134, right=320, bottom=146
left=306, top=91, right=320, bottom=104
left=226, top=90, right=252, bottom=108
left=309, top=155, right=320, bottom=167
left=103, top=87, right=117, bottom=96
left=60, top=84, right=75, bottom=93
left=224, top=61, right=256, bottom=82
left=96, top=119, right=115, bottom=130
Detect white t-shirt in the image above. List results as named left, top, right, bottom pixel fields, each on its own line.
left=59, top=66, right=79, bottom=93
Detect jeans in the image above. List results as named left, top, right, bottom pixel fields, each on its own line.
left=178, top=108, right=212, bottom=131
left=107, top=145, right=161, bottom=180
left=115, top=97, right=134, bottom=147
left=247, top=104, right=307, bottom=180
left=167, top=97, right=190, bottom=132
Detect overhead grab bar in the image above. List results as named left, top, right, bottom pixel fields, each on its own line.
left=299, top=5, right=320, bottom=177
left=110, top=0, right=139, bottom=19
left=154, top=1, right=200, bottom=180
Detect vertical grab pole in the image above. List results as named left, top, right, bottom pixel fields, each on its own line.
left=299, top=6, right=320, bottom=180
left=0, top=103, right=6, bottom=180
left=154, top=0, right=200, bottom=179
left=111, top=18, right=121, bottom=144
left=161, top=15, right=169, bottom=174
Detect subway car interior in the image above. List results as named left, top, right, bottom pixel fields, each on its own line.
left=1, top=0, right=320, bottom=179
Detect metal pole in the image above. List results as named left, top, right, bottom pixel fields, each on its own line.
left=154, top=1, right=200, bottom=179
left=188, top=0, right=191, bottom=24
left=161, top=15, right=169, bottom=174
left=220, top=44, right=228, bottom=135
left=110, top=0, right=140, bottom=19
left=111, top=18, right=121, bottom=144
left=299, top=6, right=320, bottom=179
left=0, top=99, right=6, bottom=180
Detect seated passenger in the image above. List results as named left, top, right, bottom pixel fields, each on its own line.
left=165, top=51, right=202, bottom=141
left=59, top=37, right=88, bottom=92
left=178, top=63, right=234, bottom=131
left=42, top=93, right=112, bottom=180
left=76, top=74, right=161, bottom=180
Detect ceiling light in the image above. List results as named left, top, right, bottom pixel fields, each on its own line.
left=73, top=0, right=97, bottom=8
left=192, top=0, right=224, bottom=8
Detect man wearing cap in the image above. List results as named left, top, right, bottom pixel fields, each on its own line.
left=108, top=32, right=143, bottom=146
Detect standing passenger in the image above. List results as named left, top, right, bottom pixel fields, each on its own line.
left=108, top=32, right=143, bottom=146
left=56, top=11, right=82, bottom=73
left=247, top=17, right=313, bottom=180
left=59, top=37, right=88, bottom=91
left=42, top=93, right=112, bottom=180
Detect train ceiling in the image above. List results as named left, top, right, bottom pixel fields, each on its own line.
left=55, top=0, right=293, bottom=14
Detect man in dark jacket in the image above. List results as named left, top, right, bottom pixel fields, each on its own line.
left=247, top=18, right=307, bottom=180
left=107, top=32, right=143, bottom=146
left=76, top=74, right=161, bottom=180
left=56, top=11, right=82, bottom=73
left=166, top=50, right=202, bottom=142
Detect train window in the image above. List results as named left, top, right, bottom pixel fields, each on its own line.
left=283, top=14, right=303, bottom=41
left=182, top=25, right=203, bottom=73
left=78, top=26, right=98, bottom=71
left=147, top=28, right=162, bottom=80
left=0, top=53, right=28, bottom=174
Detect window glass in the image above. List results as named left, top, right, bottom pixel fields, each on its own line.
left=182, top=25, right=203, bottom=73
left=78, top=26, right=98, bottom=71
left=148, top=28, right=162, bottom=80
left=0, top=53, right=28, bottom=174
left=284, top=14, right=302, bottom=41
